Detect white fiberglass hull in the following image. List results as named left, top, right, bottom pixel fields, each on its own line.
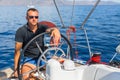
left=1, top=59, right=120, bottom=80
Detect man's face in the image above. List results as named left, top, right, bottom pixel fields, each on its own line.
left=26, top=10, right=39, bottom=26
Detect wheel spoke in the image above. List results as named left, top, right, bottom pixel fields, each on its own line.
left=35, top=41, right=43, bottom=53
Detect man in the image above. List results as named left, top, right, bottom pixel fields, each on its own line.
left=14, top=8, right=61, bottom=80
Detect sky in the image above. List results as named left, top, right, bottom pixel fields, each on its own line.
left=66, top=0, right=120, bottom=3
left=105, top=0, right=120, bottom=3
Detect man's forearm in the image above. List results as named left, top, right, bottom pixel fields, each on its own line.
left=14, top=51, right=20, bottom=71
left=46, top=27, right=59, bottom=33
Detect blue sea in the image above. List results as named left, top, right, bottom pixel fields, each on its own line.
left=0, top=5, right=120, bottom=69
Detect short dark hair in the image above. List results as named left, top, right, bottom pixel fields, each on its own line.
left=26, top=8, right=39, bottom=16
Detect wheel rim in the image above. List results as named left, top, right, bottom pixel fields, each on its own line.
left=17, top=32, right=73, bottom=79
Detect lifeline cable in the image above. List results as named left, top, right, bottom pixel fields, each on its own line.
left=80, top=0, right=101, bottom=29
left=70, top=0, right=75, bottom=26
left=53, top=0, right=65, bottom=28
left=80, top=0, right=101, bottom=57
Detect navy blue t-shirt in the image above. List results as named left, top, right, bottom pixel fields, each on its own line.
left=15, top=23, right=48, bottom=58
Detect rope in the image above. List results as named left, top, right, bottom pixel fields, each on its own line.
left=74, top=33, right=79, bottom=59
left=66, top=26, right=78, bottom=59
left=86, top=54, right=106, bottom=65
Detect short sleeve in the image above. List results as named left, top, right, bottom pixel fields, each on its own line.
left=15, top=27, right=24, bottom=43
left=38, top=24, right=49, bottom=32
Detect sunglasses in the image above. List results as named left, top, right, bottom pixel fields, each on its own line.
left=28, top=16, right=39, bottom=19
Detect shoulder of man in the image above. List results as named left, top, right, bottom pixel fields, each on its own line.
left=38, top=23, right=49, bottom=29
left=16, top=24, right=28, bottom=32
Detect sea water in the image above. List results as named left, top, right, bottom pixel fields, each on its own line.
left=0, top=5, right=120, bottom=69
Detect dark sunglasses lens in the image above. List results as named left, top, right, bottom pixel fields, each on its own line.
left=29, top=16, right=38, bottom=19
left=29, top=16, right=33, bottom=19
left=35, top=16, right=38, bottom=19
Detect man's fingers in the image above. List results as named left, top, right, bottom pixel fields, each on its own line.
left=50, top=28, right=61, bottom=46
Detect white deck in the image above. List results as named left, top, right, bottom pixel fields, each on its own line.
left=46, top=59, right=120, bottom=80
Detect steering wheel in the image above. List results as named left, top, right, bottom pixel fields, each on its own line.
left=37, top=47, right=66, bottom=79
left=17, top=32, right=72, bottom=80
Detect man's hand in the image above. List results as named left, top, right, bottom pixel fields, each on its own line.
left=50, top=28, right=61, bottom=46
left=13, top=70, right=18, bottom=77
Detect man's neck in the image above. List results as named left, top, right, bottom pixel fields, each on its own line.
left=29, top=24, right=38, bottom=33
